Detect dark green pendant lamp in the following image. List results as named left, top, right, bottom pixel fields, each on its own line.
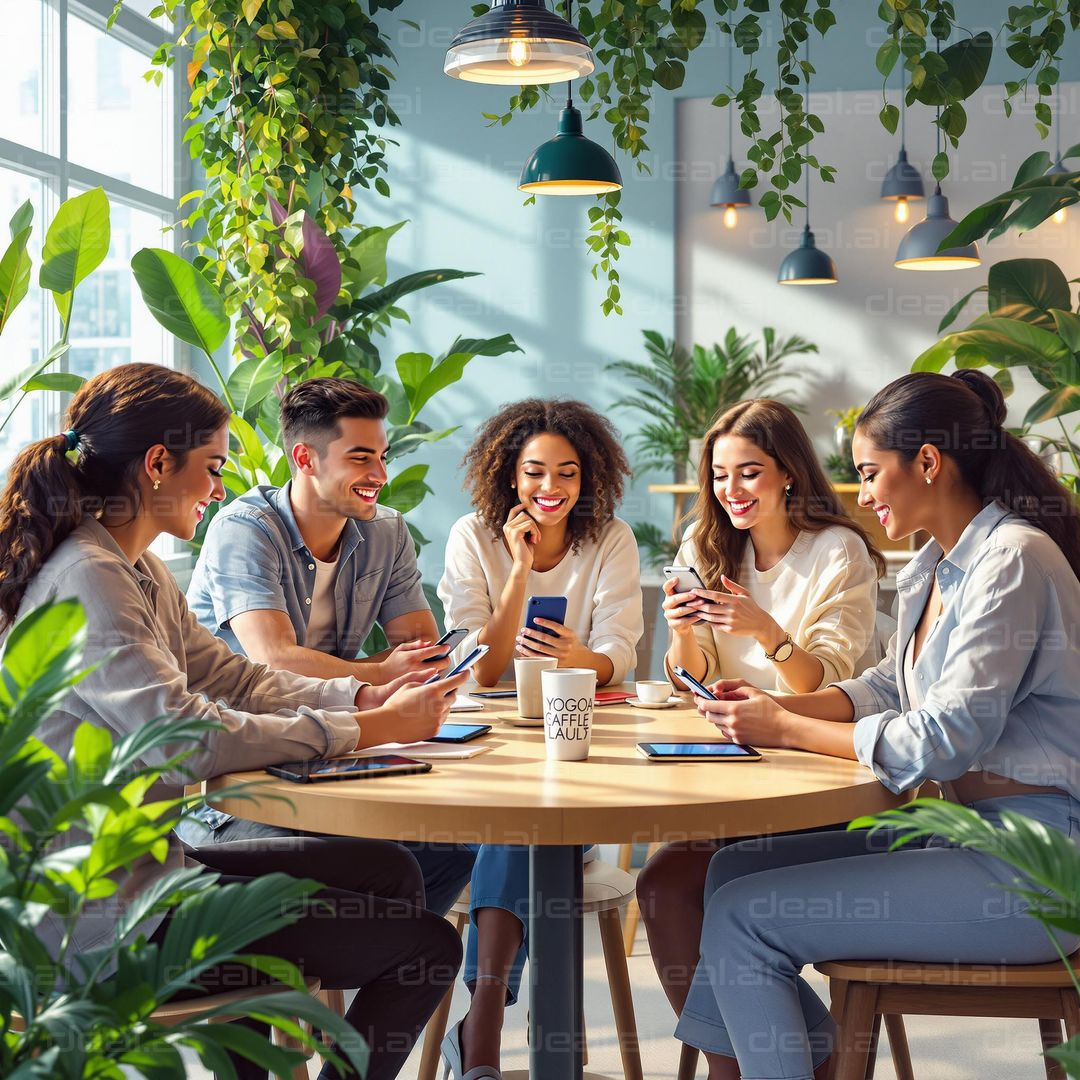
left=777, top=38, right=837, bottom=285
left=444, top=0, right=594, bottom=86
left=710, top=32, right=752, bottom=227
left=518, top=0, right=621, bottom=196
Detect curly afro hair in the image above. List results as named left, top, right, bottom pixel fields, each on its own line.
left=462, top=399, right=632, bottom=551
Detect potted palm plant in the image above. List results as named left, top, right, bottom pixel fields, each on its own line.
left=606, top=327, right=816, bottom=481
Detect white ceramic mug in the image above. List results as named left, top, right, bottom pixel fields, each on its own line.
left=541, top=668, right=597, bottom=761
left=514, top=656, right=559, bottom=718
left=636, top=679, right=672, bottom=704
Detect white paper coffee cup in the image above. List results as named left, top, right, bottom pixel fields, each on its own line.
left=541, top=668, right=597, bottom=761
left=514, top=656, right=559, bottom=718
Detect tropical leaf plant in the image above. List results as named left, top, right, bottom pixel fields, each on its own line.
left=852, top=798, right=1080, bottom=1077
left=0, top=596, right=368, bottom=1079
left=607, top=327, right=815, bottom=478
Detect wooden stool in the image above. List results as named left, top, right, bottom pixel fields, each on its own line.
left=416, top=858, right=644, bottom=1080
left=14, top=976, right=321, bottom=1080
left=617, top=841, right=661, bottom=957
left=816, top=951, right=1080, bottom=1080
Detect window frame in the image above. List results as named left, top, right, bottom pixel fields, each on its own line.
left=0, top=0, right=195, bottom=573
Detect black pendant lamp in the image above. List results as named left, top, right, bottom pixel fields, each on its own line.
left=894, top=39, right=980, bottom=271
left=445, top=1, right=594, bottom=85
left=517, top=0, right=621, bottom=196
left=880, top=65, right=925, bottom=223
left=777, top=38, right=837, bottom=285
left=710, top=33, right=752, bottom=228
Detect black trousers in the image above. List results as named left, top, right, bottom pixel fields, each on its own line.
left=153, top=834, right=462, bottom=1080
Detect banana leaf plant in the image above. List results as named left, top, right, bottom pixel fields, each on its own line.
left=0, top=597, right=368, bottom=1079
left=852, top=799, right=1080, bottom=1077
left=129, top=200, right=521, bottom=552
left=0, top=188, right=117, bottom=437
left=911, top=147, right=1080, bottom=490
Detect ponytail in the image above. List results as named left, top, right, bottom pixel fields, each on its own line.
left=858, top=370, right=1080, bottom=580
left=0, top=363, right=229, bottom=630
left=0, top=435, right=86, bottom=627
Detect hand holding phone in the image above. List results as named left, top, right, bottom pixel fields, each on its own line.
left=671, top=665, right=717, bottom=701
left=662, top=572, right=704, bottom=631
left=424, top=644, right=490, bottom=685
left=374, top=669, right=472, bottom=745
left=426, top=627, right=469, bottom=662
left=524, top=596, right=568, bottom=637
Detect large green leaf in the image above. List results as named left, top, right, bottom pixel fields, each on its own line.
left=352, top=269, right=480, bottom=317
left=0, top=225, right=33, bottom=335
left=1050, top=309, right=1080, bottom=355
left=130, top=247, right=229, bottom=357
left=343, top=220, right=407, bottom=296
left=0, top=599, right=86, bottom=697
left=987, top=259, right=1070, bottom=322
left=22, top=372, right=85, bottom=394
left=39, top=188, right=110, bottom=327
left=378, top=463, right=430, bottom=515
left=1024, top=386, right=1080, bottom=425
left=949, top=317, right=1071, bottom=369
left=937, top=285, right=987, bottom=333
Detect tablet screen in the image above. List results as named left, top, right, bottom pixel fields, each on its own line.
left=642, top=743, right=758, bottom=758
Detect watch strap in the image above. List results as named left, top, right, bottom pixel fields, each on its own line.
left=764, top=632, right=794, bottom=662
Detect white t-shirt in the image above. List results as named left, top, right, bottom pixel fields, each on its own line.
left=305, top=554, right=339, bottom=650
left=672, top=525, right=879, bottom=693
left=438, top=513, right=645, bottom=685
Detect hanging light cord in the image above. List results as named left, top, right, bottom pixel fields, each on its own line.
left=900, top=63, right=906, bottom=146
left=728, top=28, right=735, bottom=158
left=1056, top=84, right=1062, bottom=161
left=804, top=35, right=812, bottom=229
left=934, top=33, right=943, bottom=196
left=565, top=0, right=574, bottom=108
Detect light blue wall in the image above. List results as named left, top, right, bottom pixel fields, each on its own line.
left=377, top=1, right=1080, bottom=589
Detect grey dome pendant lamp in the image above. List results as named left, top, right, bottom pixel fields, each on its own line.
left=710, top=33, right=752, bottom=228
left=777, top=38, right=837, bottom=285
left=444, top=0, right=595, bottom=86
left=880, top=65, right=925, bottom=223
left=518, top=0, right=621, bottom=195
left=895, top=37, right=980, bottom=270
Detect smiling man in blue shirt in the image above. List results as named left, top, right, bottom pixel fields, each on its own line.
left=183, top=377, right=473, bottom=914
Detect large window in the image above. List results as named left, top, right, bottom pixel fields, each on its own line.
left=0, top=0, right=184, bottom=476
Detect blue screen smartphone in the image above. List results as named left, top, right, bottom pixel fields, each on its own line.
left=671, top=665, right=717, bottom=700
left=429, top=722, right=492, bottom=744
left=525, top=595, right=568, bottom=637
left=425, top=644, right=489, bottom=684
left=470, top=690, right=518, bottom=699
left=267, top=755, right=433, bottom=783
left=426, top=627, right=469, bottom=662
left=637, top=742, right=761, bottom=761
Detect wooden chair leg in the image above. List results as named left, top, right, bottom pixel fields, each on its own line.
left=1062, top=990, right=1080, bottom=1040
left=863, top=1013, right=882, bottom=1080
left=598, top=907, right=644, bottom=1080
left=883, top=1014, right=914, bottom=1080
left=1040, top=1016, right=1066, bottom=1080
left=622, top=841, right=662, bottom=957
left=617, top=843, right=633, bottom=873
left=317, top=989, right=346, bottom=1055
left=417, top=911, right=468, bottom=1080
left=833, top=983, right=879, bottom=1080
left=677, top=1041, right=700, bottom=1080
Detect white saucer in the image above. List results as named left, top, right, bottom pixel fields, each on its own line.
left=501, top=714, right=545, bottom=728
left=628, top=696, right=679, bottom=710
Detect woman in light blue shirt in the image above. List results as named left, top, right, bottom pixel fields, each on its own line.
left=671, top=370, right=1080, bottom=1080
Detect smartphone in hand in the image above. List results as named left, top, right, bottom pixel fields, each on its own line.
left=525, top=596, right=568, bottom=637
left=426, top=627, right=469, bottom=662
left=671, top=665, right=717, bottom=701
left=424, top=644, right=490, bottom=685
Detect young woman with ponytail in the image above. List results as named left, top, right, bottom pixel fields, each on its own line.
left=0, top=364, right=466, bottom=1080
left=666, top=370, right=1080, bottom=1080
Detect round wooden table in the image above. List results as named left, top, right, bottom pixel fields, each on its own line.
left=207, top=690, right=906, bottom=1080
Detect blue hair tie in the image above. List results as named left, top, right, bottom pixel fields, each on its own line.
left=62, top=429, right=80, bottom=452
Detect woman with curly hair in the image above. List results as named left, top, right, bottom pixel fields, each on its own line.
left=436, top=398, right=644, bottom=1078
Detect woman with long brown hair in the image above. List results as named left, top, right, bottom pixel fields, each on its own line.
left=673, top=370, right=1080, bottom=1080
left=0, top=363, right=466, bottom=1080
left=638, top=398, right=885, bottom=1026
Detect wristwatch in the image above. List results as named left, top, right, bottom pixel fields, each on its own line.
left=764, top=632, right=795, bottom=663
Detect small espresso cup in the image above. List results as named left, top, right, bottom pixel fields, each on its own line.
left=541, top=668, right=597, bottom=761
left=514, top=656, right=559, bottom=719
left=636, top=679, right=672, bottom=704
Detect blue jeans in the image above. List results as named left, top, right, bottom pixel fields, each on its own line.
left=464, top=844, right=597, bottom=1004
left=175, top=813, right=477, bottom=919
left=677, top=793, right=1080, bottom=1080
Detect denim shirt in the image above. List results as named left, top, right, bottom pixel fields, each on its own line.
left=187, top=482, right=429, bottom=660
left=833, top=501, right=1080, bottom=797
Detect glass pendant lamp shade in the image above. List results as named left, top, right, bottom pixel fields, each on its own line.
left=518, top=104, right=622, bottom=195
left=895, top=187, right=981, bottom=270
left=445, top=0, right=594, bottom=85
left=777, top=225, right=838, bottom=285
left=1047, top=158, right=1069, bottom=224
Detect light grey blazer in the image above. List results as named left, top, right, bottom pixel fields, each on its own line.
left=4, top=518, right=363, bottom=961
